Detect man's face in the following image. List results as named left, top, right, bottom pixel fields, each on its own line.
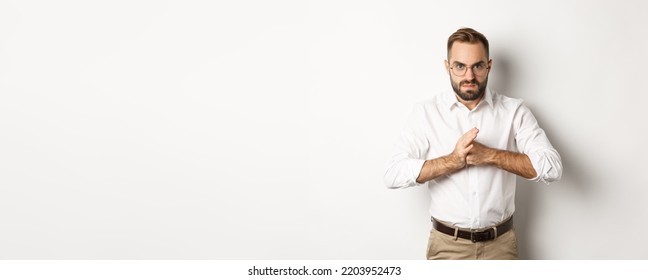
left=445, top=42, right=491, bottom=102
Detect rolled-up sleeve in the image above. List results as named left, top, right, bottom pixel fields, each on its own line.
left=514, top=104, right=563, bottom=184
left=384, top=104, right=429, bottom=189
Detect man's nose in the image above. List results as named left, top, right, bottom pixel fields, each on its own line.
left=464, top=67, right=475, bottom=79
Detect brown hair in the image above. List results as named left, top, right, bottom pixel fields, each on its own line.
left=447, top=28, right=489, bottom=58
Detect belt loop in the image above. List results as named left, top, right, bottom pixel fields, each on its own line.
left=492, top=226, right=498, bottom=239
left=453, top=228, right=458, bottom=241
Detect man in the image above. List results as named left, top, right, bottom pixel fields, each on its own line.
left=384, top=28, right=562, bottom=260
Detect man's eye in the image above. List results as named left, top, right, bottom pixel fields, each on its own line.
left=454, top=64, right=465, bottom=70
left=474, top=64, right=484, bottom=70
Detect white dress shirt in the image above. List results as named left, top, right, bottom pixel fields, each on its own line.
left=384, top=88, right=562, bottom=229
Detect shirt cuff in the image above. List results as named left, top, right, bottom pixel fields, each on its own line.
left=409, top=158, right=427, bottom=187
left=527, top=150, right=562, bottom=184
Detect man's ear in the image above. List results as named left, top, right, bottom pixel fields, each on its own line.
left=444, top=60, right=450, bottom=74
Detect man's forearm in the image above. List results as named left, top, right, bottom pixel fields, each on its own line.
left=416, top=154, right=463, bottom=183
left=467, top=142, right=538, bottom=179
left=489, top=150, right=537, bottom=179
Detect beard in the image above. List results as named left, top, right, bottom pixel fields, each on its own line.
left=451, top=78, right=488, bottom=101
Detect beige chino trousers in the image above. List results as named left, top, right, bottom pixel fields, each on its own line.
left=426, top=228, right=519, bottom=260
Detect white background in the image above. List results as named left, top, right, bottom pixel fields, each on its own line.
left=0, top=0, right=646, bottom=259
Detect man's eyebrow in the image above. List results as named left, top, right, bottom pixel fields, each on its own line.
left=451, top=60, right=486, bottom=66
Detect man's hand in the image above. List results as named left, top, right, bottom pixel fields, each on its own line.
left=466, top=141, right=495, bottom=166
left=450, top=127, right=479, bottom=169
left=415, top=127, right=479, bottom=183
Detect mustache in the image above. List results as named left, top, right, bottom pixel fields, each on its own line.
left=460, top=80, right=479, bottom=86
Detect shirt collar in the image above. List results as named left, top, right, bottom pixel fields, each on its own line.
left=444, top=87, right=494, bottom=110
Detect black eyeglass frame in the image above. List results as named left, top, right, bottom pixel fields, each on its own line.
left=448, top=60, right=491, bottom=77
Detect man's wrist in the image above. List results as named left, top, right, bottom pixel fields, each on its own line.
left=486, top=148, right=499, bottom=165
left=447, top=153, right=465, bottom=170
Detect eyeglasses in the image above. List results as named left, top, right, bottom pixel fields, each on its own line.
left=449, top=62, right=490, bottom=77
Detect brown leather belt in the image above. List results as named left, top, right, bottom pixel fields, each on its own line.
left=432, top=217, right=513, bottom=243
